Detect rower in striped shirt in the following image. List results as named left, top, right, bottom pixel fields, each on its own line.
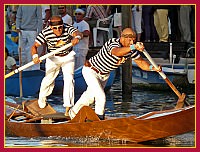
left=69, top=28, right=162, bottom=120
left=31, top=15, right=83, bottom=116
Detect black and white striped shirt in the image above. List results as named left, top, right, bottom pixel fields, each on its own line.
left=35, top=23, right=77, bottom=55
left=89, top=38, right=140, bottom=73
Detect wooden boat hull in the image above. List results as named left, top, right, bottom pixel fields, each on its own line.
left=5, top=102, right=195, bottom=143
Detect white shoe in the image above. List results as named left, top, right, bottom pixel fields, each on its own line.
left=38, top=97, right=46, bottom=109
left=68, top=108, right=76, bottom=119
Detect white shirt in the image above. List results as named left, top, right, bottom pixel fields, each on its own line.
left=62, top=14, right=72, bottom=25
left=73, top=20, right=90, bottom=50
left=6, top=56, right=16, bottom=70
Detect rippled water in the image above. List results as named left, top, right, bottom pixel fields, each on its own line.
left=5, top=76, right=195, bottom=147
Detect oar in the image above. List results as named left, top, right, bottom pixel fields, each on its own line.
left=142, top=49, right=190, bottom=109
left=5, top=43, right=72, bottom=79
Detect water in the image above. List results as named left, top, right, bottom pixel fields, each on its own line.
left=5, top=76, right=195, bottom=148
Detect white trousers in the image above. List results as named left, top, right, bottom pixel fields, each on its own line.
left=71, top=66, right=110, bottom=117
left=39, top=51, right=75, bottom=107
left=74, top=48, right=88, bottom=70
left=132, top=6, right=142, bottom=34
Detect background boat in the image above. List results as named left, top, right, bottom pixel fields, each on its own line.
left=132, top=60, right=195, bottom=90
left=5, top=67, right=116, bottom=98
left=132, top=45, right=195, bottom=91
left=5, top=70, right=45, bottom=97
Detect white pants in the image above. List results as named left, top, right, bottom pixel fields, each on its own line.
left=132, top=6, right=142, bottom=34
left=20, top=30, right=40, bottom=71
left=70, top=66, right=110, bottom=117
left=74, top=48, right=88, bottom=70
left=39, top=51, right=75, bottom=107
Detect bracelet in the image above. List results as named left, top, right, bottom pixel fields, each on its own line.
left=75, top=35, right=81, bottom=40
left=149, top=65, right=153, bottom=71
left=32, top=54, right=38, bottom=59
left=130, top=44, right=135, bottom=50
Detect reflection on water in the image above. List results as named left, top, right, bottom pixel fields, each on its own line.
left=5, top=77, right=195, bottom=147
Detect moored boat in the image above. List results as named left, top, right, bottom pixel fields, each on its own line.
left=132, top=60, right=195, bottom=91
left=5, top=67, right=116, bottom=98
left=5, top=70, right=45, bottom=97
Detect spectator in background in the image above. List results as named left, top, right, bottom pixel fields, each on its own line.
left=16, top=5, right=42, bottom=71
left=190, top=5, right=195, bottom=42
left=153, top=5, right=169, bottom=42
left=41, top=5, right=51, bottom=57
left=5, top=47, right=17, bottom=73
left=178, top=5, right=192, bottom=42
left=132, top=5, right=142, bottom=41
left=10, top=9, right=18, bottom=43
left=168, top=5, right=180, bottom=41
left=83, top=6, right=108, bottom=46
left=73, top=8, right=90, bottom=69
left=58, top=5, right=73, bottom=25
left=5, top=5, right=19, bottom=39
left=84, top=5, right=108, bottom=28
left=42, top=5, right=51, bottom=28
left=106, top=5, right=122, bottom=38
left=106, top=5, right=121, bottom=15
left=142, top=6, right=158, bottom=42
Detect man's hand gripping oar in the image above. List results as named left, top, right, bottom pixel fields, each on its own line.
left=5, top=43, right=73, bottom=79
left=135, top=42, right=190, bottom=109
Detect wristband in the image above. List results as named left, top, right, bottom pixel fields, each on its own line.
left=130, top=44, right=135, bottom=50
left=75, top=35, right=81, bottom=40
left=149, top=65, right=153, bottom=71
left=32, top=54, right=38, bottom=59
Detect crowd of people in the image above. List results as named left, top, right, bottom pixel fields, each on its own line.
left=5, top=5, right=195, bottom=119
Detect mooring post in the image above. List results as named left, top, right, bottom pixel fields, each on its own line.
left=121, top=6, right=132, bottom=102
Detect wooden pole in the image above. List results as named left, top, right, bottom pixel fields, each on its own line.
left=18, top=33, right=23, bottom=99
left=121, top=5, right=132, bottom=102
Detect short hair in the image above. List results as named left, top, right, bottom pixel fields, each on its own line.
left=5, top=47, right=9, bottom=56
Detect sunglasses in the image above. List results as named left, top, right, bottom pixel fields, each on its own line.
left=75, top=13, right=82, bottom=15
left=58, top=7, right=65, bottom=9
left=52, top=25, right=63, bottom=30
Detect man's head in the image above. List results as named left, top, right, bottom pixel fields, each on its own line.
left=120, top=28, right=136, bottom=47
left=58, top=5, right=67, bottom=16
left=49, top=16, right=64, bottom=36
left=74, top=8, right=85, bottom=22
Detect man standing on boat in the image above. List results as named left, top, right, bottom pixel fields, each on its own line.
left=31, top=16, right=83, bottom=116
left=69, top=28, right=161, bottom=120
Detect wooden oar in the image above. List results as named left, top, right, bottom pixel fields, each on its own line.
left=142, top=49, right=190, bottom=109
left=5, top=43, right=73, bottom=79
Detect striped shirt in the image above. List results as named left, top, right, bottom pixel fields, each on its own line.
left=89, top=38, right=141, bottom=74
left=85, top=6, right=107, bottom=23
left=35, top=23, right=77, bottom=55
